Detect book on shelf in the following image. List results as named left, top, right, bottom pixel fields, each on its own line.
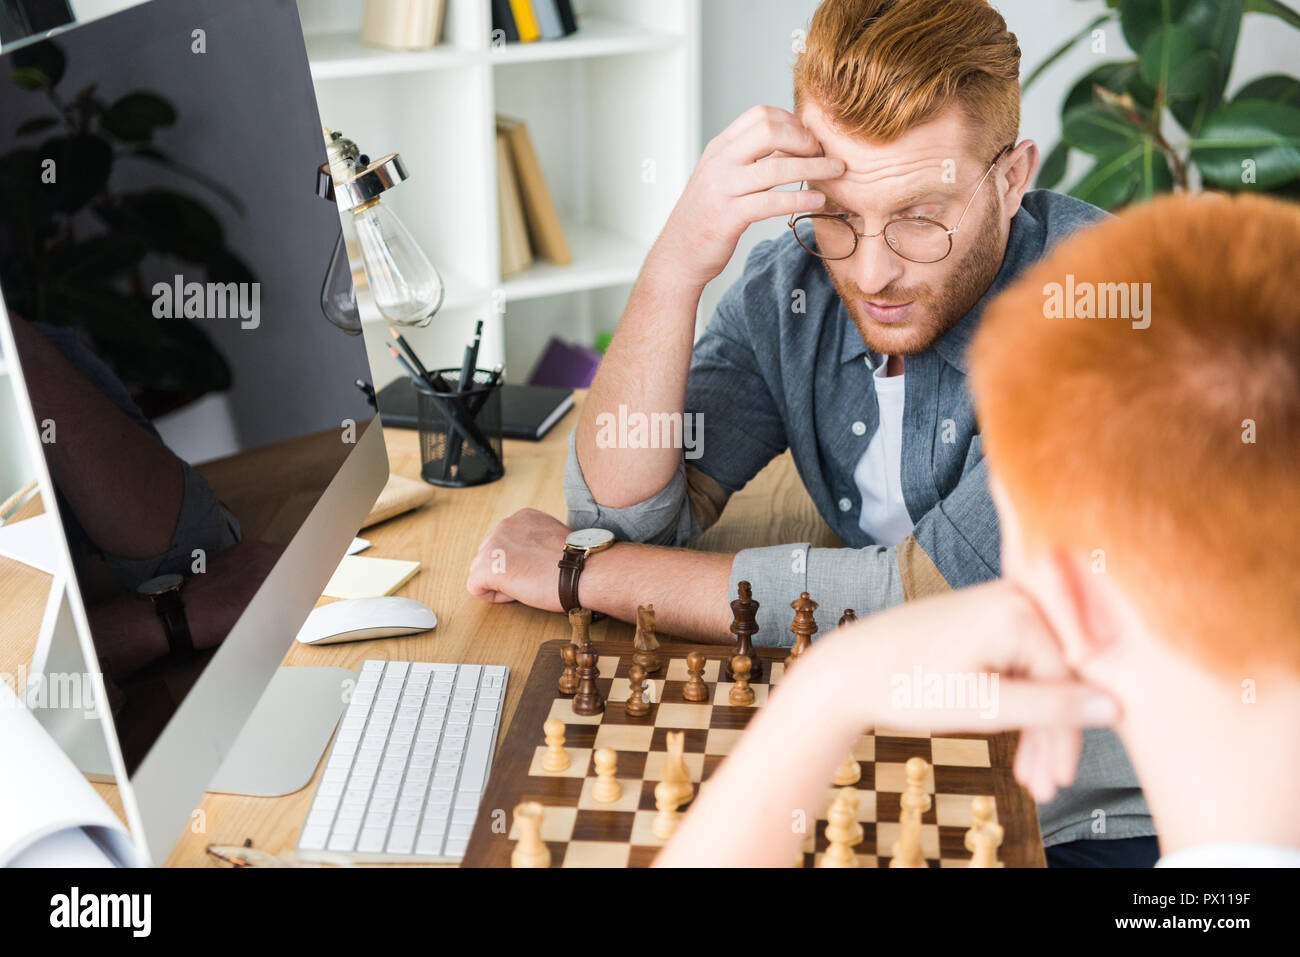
left=496, top=115, right=571, bottom=266
left=496, top=130, right=534, bottom=277
left=507, top=0, right=539, bottom=42
left=491, top=0, right=577, bottom=44
left=531, top=0, right=565, bottom=40
left=360, top=0, right=446, bottom=51
left=490, top=0, right=519, bottom=43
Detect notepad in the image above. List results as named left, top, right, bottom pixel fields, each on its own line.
left=322, top=555, right=420, bottom=599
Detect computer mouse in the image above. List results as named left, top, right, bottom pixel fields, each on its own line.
left=296, top=596, right=437, bottom=645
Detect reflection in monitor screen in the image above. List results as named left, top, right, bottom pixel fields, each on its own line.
left=0, top=0, right=375, bottom=774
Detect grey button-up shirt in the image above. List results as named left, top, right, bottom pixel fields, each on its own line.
left=565, top=189, right=1154, bottom=847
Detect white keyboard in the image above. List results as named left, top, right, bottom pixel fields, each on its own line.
left=296, top=660, right=508, bottom=862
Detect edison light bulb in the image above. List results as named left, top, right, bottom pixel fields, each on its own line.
left=352, top=198, right=444, bottom=328
left=320, top=228, right=362, bottom=334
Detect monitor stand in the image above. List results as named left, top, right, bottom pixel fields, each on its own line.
left=30, top=579, right=350, bottom=797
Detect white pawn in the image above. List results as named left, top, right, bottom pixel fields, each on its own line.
left=541, top=718, right=570, bottom=773
left=818, top=787, right=864, bottom=868
left=832, top=750, right=861, bottom=786
left=966, top=795, right=1004, bottom=868
left=592, top=747, right=622, bottom=803
left=511, top=802, right=550, bottom=868
left=889, top=756, right=931, bottom=868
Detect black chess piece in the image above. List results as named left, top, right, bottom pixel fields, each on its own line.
left=572, top=647, right=604, bottom=716
left=723, top=580, right=763, bottom=681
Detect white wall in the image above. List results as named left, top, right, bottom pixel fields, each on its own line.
left=696, top=0, right=1300, bottom=327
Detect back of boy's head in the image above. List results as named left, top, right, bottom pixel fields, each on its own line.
left=969, top=193, right=1300, bottom=677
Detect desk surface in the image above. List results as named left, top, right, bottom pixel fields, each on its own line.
left=0, top=393, right=842, bottom=866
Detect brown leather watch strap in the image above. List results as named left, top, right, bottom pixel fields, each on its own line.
left=558, top=545, right=585, bottom=612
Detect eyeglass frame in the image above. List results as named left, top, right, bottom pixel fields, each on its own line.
left=788, top=144, right=1014, bottom=264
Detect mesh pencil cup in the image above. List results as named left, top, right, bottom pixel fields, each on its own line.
left=415, top=369, right=504, bottom=487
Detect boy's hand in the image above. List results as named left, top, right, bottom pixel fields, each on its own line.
left=822, top=580, right=1121, bottom=802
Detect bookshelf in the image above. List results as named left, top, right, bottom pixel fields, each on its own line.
left=297, top=0, right=702, bottom=387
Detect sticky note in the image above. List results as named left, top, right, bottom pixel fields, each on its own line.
left=322, top=555, right=420, bottom=599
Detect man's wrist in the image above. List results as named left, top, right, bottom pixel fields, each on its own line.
left=573, top=541, right=621, bottom=613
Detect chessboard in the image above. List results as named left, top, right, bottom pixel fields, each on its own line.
left=461, top=638, right=1045, bottom=867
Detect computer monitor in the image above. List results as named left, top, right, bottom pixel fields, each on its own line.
left=0, top=0, right=388, bottom=863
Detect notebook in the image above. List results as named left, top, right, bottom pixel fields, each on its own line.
left=376, top=378, right=574, bottom=441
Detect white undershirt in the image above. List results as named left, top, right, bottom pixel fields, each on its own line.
left=853, top=357, right=914, bottom=545
left=1157, top=843, right=1300, bottom=867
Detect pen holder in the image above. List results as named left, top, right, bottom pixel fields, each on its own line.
left=415, top=369, right=504, bottom=487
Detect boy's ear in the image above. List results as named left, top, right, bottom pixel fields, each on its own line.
left=1031, top=547, right=1123, bottom=671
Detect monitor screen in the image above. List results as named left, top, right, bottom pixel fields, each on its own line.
left=0, top=0, right=376, bottom=774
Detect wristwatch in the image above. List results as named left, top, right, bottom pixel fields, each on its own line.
left=558, top=528, right=616, bottom=612
left=137, top=573, right=195, bottom=657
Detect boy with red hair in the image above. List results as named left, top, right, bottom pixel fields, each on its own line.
left=657, top=193, right=1300, bottom=867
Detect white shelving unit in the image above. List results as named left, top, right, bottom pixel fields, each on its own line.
left=297, top=0, right=701, bottom=385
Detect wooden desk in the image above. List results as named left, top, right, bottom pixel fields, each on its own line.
left=0, top=394, right=843, bottom=865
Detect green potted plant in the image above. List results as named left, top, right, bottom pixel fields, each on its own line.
left=1027, top=0, right=1300, bottom=208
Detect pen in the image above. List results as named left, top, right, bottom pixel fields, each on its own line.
left=387, top=346, right=500, bottom=472
left=388, top=326, right=453, bottom=392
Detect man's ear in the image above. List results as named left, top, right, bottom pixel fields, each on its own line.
left=998, top=139, right=1038, bottom=221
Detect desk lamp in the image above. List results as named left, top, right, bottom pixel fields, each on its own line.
left=323, top=128, right=445, bottom=328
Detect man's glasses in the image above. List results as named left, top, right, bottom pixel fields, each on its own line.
left=788, top=146, right=1012, bottom=264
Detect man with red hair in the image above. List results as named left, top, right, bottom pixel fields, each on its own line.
left=469, top=0, right=1152, bottom=863
left=656, top=193, right=1300, bottom=868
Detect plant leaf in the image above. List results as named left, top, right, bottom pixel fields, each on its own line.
left=1062, top=103, right=1146, bottom=155
left=1189, top=99, right=1300, bottom=187
left=1171, top=0, right=1245, bottom=134
left=1139, top=25, right=1217, bottom=101
left=39, top=134, right=114, bottom=213
left=1233, top=74, right=1300, bottom=108
left=16, top=116, right=59, bottom=135
left=100, top=91, right=178, bottom=142
left=1244, top=0, right=1300, bottom=29
left=1133, top=140, right=1176, bottom=198
left=10, top=41, right=66, bottom=91
left=1037, top=141, right=1071, bottom=189
left=1120, top=0, right=1192, bottom=52
left=1063, top=60, right=1149, bottom=114
left=1069, top=145, right=1144, bottom=209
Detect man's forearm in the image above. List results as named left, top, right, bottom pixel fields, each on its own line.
left=579, top=542, right=734, bottom=642
left=576, top=253, right=705, bottom=507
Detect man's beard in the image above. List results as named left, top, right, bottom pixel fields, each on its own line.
left=823, top=198, right=1005, bottom=357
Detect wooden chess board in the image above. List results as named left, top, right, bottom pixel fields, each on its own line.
left=462, top=639, right=1045, bottom=867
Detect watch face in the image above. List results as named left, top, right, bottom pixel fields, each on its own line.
left=137, top=573, right=184, bottom=597
left=565, top=528, right=615, bottom=550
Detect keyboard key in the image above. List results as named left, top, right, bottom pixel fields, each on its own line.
left=328, top=832, right=357, bottom=852
left=386, top=826, right=416, bottom=854
left=299, top=827, right=329, bottom=850
left=357, top=828, right=387, bottom=854
left=460, top=724, right=496, bottom=791
left=415, top=833, right=444, bottom=856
